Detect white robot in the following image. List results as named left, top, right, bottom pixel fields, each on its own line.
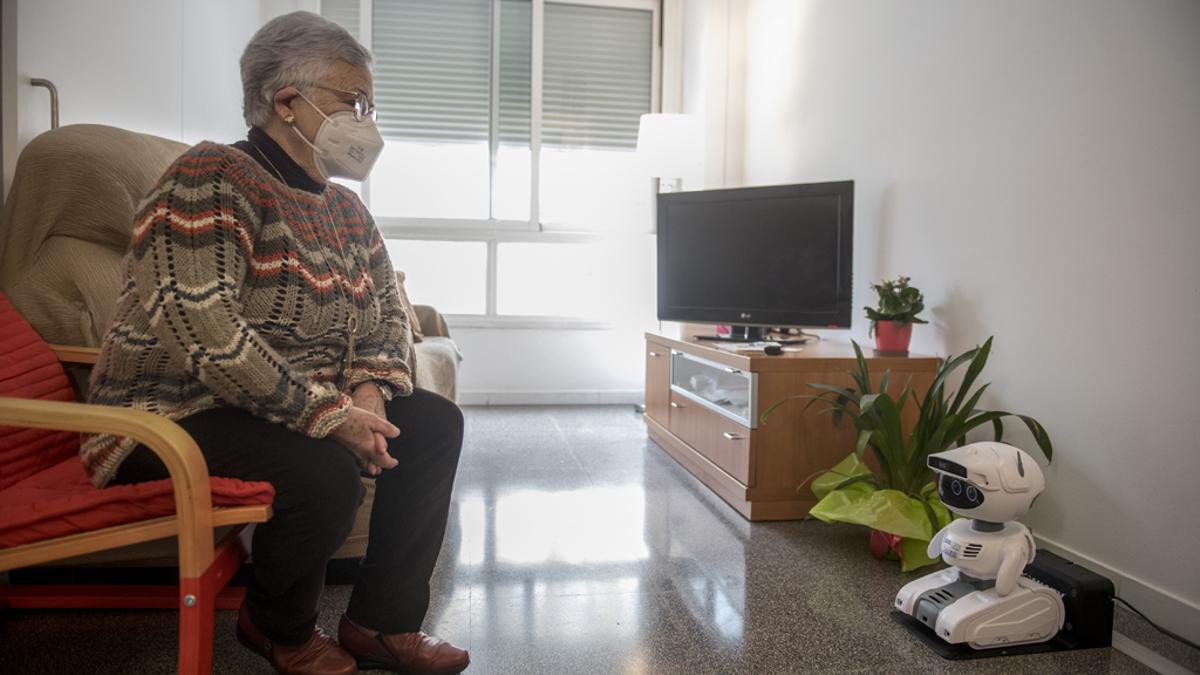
left=895, top=442, right=1065, bottom=649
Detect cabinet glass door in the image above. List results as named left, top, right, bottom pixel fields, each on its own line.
left=669, top=351, right=756, bottom=427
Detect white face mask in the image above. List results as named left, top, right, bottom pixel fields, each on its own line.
left=290, top=92, right=384, bottom=182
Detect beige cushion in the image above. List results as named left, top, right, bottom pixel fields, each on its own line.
left=412, top=337, right=461, bottom=402
left=393, top=270, right=424, bottom=343
left=413, top=304, right=450, bottom=338
left=0, top=124, right=188, bottom=345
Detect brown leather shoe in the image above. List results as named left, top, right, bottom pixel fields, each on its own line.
left=236, top=603, right=358, bottom=675
left=338, top=614, right=470, bottom=674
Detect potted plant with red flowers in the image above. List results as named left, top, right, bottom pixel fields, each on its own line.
left=865, top=276, right=927, bottom=355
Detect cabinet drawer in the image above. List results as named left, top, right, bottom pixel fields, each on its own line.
left=668, top=391, right=753, bottom=486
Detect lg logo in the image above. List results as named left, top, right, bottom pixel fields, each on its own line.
left=740, top=312, right=752, bottom=319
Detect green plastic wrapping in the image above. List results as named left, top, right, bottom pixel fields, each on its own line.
left=811, top=452, right=874, bottom=499
left=808, top=453, right=955, bottom=572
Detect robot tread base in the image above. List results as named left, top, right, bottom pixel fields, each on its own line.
left=891, top=611, right=1078, bottom=661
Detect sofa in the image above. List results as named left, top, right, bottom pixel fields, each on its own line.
left=0, top=124, right=461, bottom=562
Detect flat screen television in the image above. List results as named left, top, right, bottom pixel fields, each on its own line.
left=656, top=181, right=854, bottom=340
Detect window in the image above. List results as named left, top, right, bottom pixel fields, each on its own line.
left=322, top=0, right=663, bottom=320
left=369, top=0, right=496, bottom=220
left=539, top=2, right=655, bottom=232
left=320, top=0, right=364, bottom=40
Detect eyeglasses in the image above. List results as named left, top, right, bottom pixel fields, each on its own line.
left=314, top=85, right=377, bottom=122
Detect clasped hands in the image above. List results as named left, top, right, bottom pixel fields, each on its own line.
left=329, top=382, right=399, bottom=476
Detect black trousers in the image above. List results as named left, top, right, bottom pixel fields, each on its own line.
left=113, top=388, right=464, bottom=644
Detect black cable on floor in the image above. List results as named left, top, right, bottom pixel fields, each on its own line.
left=1114, top=596, right=1200, bottom=652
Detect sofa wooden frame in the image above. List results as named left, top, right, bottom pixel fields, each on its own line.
left=0, top=346, right=272, bottom=675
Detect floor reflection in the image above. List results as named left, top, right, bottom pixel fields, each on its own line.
left=442, top=406, right=759, bottom=670
left=467, top=485, right=650, bottom=566
left=681, top=575, right=744, bottom=642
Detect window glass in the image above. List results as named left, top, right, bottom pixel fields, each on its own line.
left=371, top=141, right=490, bottom=219
left=371, top=0, right=492, bottom=218
left=540, top=3, right=654, bottom=231
left=385, top=239, right=488, bottom=314
left=497, top=242, right=602, bottom=317
left=496, top=237, right=656, bottom=321
left=320, top=0, right=361, bottom=40
left=494, top=0, right=532, bottom=221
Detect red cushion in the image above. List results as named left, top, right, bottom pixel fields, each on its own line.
left=0, top=456, right=274, bottom=547
left=0, top=290, right=275, bottom=548
left=0, top=292, right=79, bottom=491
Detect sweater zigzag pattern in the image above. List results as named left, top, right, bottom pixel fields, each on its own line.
left=82, top=142, right=412, bottom=487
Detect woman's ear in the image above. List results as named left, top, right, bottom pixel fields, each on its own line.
left=272, top=86, right=301, bottom=124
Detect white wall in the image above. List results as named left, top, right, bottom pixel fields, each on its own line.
left=678, top=0, right=748, bottom=191
left=15, top=1, right=184, bottom=151
left=740, top=0, right=1200, bottom=641
left=5, top=0, right=311, bottom=193
left=180, top=1, right=269, bottom=145
left=453, top=322, right=652, bottom=405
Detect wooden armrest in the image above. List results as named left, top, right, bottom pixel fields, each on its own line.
left=0, top=397, right=216, bottom=575
left=48, top=344, right=100, bottom=365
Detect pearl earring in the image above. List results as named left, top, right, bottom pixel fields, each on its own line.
left=284, top=114, right=295, bottom=124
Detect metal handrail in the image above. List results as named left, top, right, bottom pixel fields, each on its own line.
left=29, top=78, right=59, bottom=129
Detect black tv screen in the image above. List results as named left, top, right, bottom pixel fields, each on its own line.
left=656, top=181, right=854, bottom=329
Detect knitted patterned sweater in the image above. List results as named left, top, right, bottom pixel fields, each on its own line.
left=82, top=141, right=412, bottom=487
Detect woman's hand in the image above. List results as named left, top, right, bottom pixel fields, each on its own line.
left=351, top=382, right=387, bottom=417
left=351, top=382, right=392, bottom=462
left=330, top=405, right=399, bottom=476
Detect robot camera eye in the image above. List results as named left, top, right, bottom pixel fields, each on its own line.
left=939, top=474, right=986, bottom=511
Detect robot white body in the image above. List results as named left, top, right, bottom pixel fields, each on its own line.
left=931, top=519, right=1035, bottom=591
left=894, top=443, right=1065, bottom=650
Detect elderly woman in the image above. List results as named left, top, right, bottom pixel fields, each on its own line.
left=81, top=12, right=467, bottom=675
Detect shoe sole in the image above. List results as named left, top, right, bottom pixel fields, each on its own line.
left=353, top=658, right=468, bottom=675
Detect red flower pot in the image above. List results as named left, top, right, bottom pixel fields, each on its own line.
left=873, top=321, right=913, bottom=355
left=869, top=528, right=904, bottom=561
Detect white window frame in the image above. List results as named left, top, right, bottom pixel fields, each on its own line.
left=342, top=0, right=679, bottom=327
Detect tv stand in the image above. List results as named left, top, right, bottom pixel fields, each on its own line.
left=644, top=332, right=938, bottom=520
left=692, top=327, right=819, bottom=344
left=733, top=324, right=766, bottom=341
left=693, top=324, right=765, bottom=342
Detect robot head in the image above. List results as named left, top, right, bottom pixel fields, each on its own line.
left=927, top=442, right=1045, bottom=522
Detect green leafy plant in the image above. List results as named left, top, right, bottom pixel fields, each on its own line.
left=865, top=276, right=928, bottom=334
left=761, top=336, right=1053, bottom=570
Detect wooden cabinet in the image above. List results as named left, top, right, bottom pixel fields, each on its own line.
left=644, top=332, right=939, bottom=521
left=644, top=342, right=670, bottom=425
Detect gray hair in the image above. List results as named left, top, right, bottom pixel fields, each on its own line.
left=240, top=11, right=372, bottom=127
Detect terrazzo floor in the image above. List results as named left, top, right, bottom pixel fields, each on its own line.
left=1, top=405, right=1196, bottom=674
